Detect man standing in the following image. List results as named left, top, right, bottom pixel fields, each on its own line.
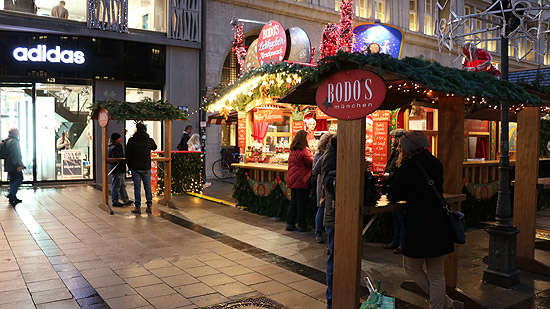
left=177, top=125, right=192, bottom=151
left=108, top=133, right=132, bottom=207
left=51, top=1, right=68, bottom=19
left=126, top=123, right=157, bottom=214
left=4, top=128, right=25, bottom=206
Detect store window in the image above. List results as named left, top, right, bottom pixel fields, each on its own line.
left=375, top=0, right=386, bottom=23
left=125, top=88, right=162, bottom=150
left=356, top=0, right=366, bottom=18
left=0, top=86, right=34, bottom=183
left=424, top=0, right=432, bottom=35
left=0, top=0, right=86, bottom=22
left=406, top=105, right=438, bottom=154
left=221, top=51, right=240, bottom=85
left=35, top=83, right=94, bottom=180
left=128, top=0, right=166, bottom=32
left=464, top=6, right=472, bottom=41
left=409, top=0, right=417, bottom=31
left=476, top=9, right=486, bottom=50
left=335, top=0, right=339, bottom=11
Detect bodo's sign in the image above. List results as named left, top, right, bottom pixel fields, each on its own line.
left=98, top=109, right=109, bottom=127
left=315, top=70, right=386, bottom=120
left=257, top=20, right=287, bottom=66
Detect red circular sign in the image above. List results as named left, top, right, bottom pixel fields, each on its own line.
left=98, top=109, right=109, bottom=127
left=257, top=20, right=287, bottom=66
left=315, top=70, right=387, bottom=120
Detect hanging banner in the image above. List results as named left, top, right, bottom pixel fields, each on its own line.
left=315, top=70, right=386, bottom=120
left=316, top=108, right=330, bottom=120
left=465, top=119, right=489, bottom=133
left=254, top=109, right=284, bottom=122
left=292, top=121, right=304, bottom=137
left=238, top=111, right=246, bottom=153
left=151, top=152, right=158, bottom=195
left=61, top=150, right=83, bottom=178
left=257, top=20, right=287, bottom=65
left=371, top=110, right=391, bottom=122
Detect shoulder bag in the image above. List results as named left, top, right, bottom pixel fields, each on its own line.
left=413, top=159, right=466, bottom=244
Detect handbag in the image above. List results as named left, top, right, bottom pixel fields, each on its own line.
left=414, top=160, right=466, bottom=244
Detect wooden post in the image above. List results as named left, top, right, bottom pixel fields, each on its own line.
left=514, top=107, right=540, bottom=259
left=333, top=118, right=365, bottom=308
left=437, top=96, right=464, bottom=288
left=99, top=125, right=113, bottom=215
left=164, top=120, right=172, bottom=201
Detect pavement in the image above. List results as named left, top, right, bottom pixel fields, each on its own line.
left=0, top=180, right=549, bottom=308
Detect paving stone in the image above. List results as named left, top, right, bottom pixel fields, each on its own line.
left=31, top=287, right=73, bottom=304
left=148, top=293, right=193, bottom=308
left=76, top=295, right=104, bottom=307
left=105, top=294, right=149, bottom=309
left=70, top=286, right=99, bottom=299
left=0, top=278, right=27, bottom=292
left=161, top=273, right=200, bottom=287
left=217, top=265, right=255, bottom=277
left=202, top=258, right=239, bottom=269
left=288, top=279, right=327, bottom=295
left=175, top=282, right=216, bottom=298
left=198, top=273, right=236, bottom=286
left=27, top=278, right=66, bottom=293
left=0, top=287, right=32, bottom=305
left=135, top=283, right=177, bottom=298
left=148, top=266, right=185, bottom=278
left=234, top=272, right=271, bottom=285
left=124, top=274, right=163, bottom=288
left=185, top=265, right=220, bottom=277
left=115, top=267, right=151, bottom=279
left=80, top=267, right=116, bottom=279
left=143, top=259, right=173, bottom=270
left=23, top=269, right=60, bottom=283
left=62, top=276, right=92, bottom=290
left=0, top=299, right=35, bottom=309
left=95, top=284, right=137, bottom=299
left=188, top=292, right=230, bottom=307
left=211, top=281, right=254, bottom=297
left=250, top=280, right=292, bottom=296
left=268, top=271, right=308, bottom=284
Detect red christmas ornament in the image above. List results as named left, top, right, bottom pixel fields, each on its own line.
left=339, top=0, right=354, bottom=52
left=310, top=47, right=316, bottom=64
left=232, top=22, right=246, bottom=73
left=319, top=23, right=340, bottom=58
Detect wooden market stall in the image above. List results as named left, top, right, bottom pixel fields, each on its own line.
left=90, top=99, right=188, bottom=214
left=278, top=52, right=547, bottom=308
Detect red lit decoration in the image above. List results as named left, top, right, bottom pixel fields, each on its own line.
left=320, top=23, right=340, bottom=58
left=462, top=42, right=500, bottom=77
left=232, top=22, right=246, bottom=73
left=310, top=47, right=316, bottom=64
left=339, top=0, right=354, bottom=52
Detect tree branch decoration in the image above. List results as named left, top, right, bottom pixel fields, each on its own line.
left=339, top=0, right=354, bottom=52
left=89, top=97, right=188, bottom=121
left=232, top=22, right=246, bottom=73
left=319, top=23, right=340, bottom=58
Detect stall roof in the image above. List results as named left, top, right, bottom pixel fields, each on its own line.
left=278, top=52, right=547, bottom=111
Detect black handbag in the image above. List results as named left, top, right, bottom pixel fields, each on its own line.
left=414, top=160, right=466, bottom=244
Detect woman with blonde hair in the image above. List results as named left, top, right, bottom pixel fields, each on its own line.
left=388, top=131, right=463, bottom=309
left=187, top=133, right=201, bottom=151
left=311, top=132, right=335, bottom=243
left=286, top=130, right=313, bottom=232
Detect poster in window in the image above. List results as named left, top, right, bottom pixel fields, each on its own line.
left=61, top=150, right=83, bottom=178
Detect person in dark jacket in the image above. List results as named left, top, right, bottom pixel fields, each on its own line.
left=382, top=128, right=407, bottom=254
left=312, top=132, right=335, bottom=243
left=108, top=133, right=132, bottom=207
left=126, top=123, right=157, bottom=214
left=387, top=131, right=463, bottom=309
left=4, top=128, right=25, bottom=206
left=177, top=125, right=192, bottom=151
left=321, top=136, right=337, bottom=309
left=286, top=130, right=313, bottom=232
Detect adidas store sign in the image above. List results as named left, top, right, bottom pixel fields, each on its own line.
left=13, top=45, right=85, bottom=65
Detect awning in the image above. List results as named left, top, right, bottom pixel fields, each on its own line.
left=207, top=111, right=238, bottom=125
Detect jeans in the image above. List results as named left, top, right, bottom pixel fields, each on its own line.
left=8, top=171, right=23, bottom=198
left=403, top=255, right=454, bottom=309
left=326, top=227, right=335, bottom=308
left=287, top=188, right=309, bottom=228
left=131, top=169, right=152, bottom=207
left=111, top=173, right=129, bottom=204
left=315, top=206, right=325, bottom=236
left=392, top=209, right=406, bottom=248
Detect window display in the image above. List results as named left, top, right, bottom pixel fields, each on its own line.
left=125, top=88, right=162, bottom=148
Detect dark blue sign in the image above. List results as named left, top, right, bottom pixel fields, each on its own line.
left=178, top=106, right=189, bottom=114
left=352, top=23, right=404, bottom=59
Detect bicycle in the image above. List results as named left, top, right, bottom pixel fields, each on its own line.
left=211, top=152, right=239, bottom=179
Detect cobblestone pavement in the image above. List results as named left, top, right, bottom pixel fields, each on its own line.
left=2, top=185, right=550, bottom=308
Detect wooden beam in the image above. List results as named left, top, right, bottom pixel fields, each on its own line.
left=514, top=107, right=540, bottom=259
left=102, top=125, right=109, bottom=205
left=333, top=118, right=365, bottom=308
left=437, top=96, right=465, bottom=288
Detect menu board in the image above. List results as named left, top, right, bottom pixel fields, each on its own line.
left=292, top=121, right=304, bottom=138
left=61, top=150, right=83, bottom=178
left=371, top=122, right=388, bottom=173
left=238, top=111, right=246, bottom=154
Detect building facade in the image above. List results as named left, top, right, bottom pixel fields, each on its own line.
left=0, top=0, right=202, bottom=184
left=203, top=0, right=547, bottom=175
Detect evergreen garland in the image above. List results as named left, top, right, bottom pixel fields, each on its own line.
left=90, top=97, right=188, bottom=121
left=156, top=152, right=203, bottom=195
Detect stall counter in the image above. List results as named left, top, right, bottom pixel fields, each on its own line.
left=232, top=163, right=288, bottom=183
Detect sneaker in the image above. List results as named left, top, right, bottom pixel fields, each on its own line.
left=131, top=208, right=141, bottom=214
left=146, top=206, right=152, bottom=214
left=315, top=235, right=324, bottom=244
left=285, top=224, right=297, bottom=231
left=123, top=200, right=134, bottom=205
left=203, top=182, right=211, bottom=188
left=112, top=202, right=124, bottom=207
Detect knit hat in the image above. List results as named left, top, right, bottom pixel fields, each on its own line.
left=389, top=128, right=407, bottom=137
left=110, top=133, right=121, bottom=141
left=136, top=123, right=146, bottom=132
left=399, top=131, right=430, bottom=153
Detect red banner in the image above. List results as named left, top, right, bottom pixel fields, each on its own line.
left=465, top=119, right=489, bottom=133
left=371, top=121, right=388, bottom=172
left=316, top=108, right=330, bottom=120
left=292, top=121, right=304, bottom=138
left=257, top=20, right=287, bottom=65
left=315, top=70, right=387, bottom=120
left=254, top=109, right=284, bottom=122
left=238, top=112, right=246, bottom=154
left=372, top=110, right=391, bottom=122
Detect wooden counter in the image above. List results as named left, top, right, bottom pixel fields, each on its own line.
left=362, top=193, right=466, bottom=215
left=232, top=163, right=288, bottom=182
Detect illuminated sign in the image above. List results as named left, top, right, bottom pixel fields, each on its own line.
left=352, top=23, right=404, bottom=59
left=13, top=45, right=85, bottom=64
left=257, top=20, right=287, bottom=65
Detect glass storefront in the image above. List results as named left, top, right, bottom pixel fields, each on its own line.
left=128, top=0, right=166, bottom=32
left=124, top=87, right=162, bottom=148
left=0, top=83, right=93, bottom=182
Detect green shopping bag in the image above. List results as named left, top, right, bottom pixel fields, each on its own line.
left=360, top=280, right=395, bottom=309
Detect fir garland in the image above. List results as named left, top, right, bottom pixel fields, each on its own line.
left=156, top=152, right=203, bottom=195
left=90, top=97, right=188, bottom=121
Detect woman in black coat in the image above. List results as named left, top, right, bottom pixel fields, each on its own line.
left=388, top=131, right=463, bottom=309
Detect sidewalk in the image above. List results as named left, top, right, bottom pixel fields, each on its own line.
left=1, top=184, right=550, bottom=308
